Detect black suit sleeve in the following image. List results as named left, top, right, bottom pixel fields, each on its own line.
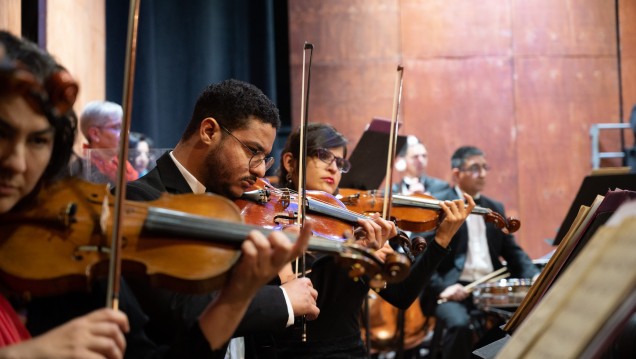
left=487, top=201, right=539, bottom=279
left=234, top=285, right=289, bottom=335
left=378, top=240, right=450, bottom=310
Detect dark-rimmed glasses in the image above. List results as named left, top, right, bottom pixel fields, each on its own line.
left=220, top=126, right=275, bottom=170
left=313, top=148, right=351, bottom=173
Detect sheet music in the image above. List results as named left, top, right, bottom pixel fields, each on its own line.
left=504, top=199, right=597, bottom=333
left=497, top=203, right=636, bottom=358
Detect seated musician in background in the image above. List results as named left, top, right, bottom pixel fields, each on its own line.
left=124, top=79, right=320, bottom=358
left=392, top=136, right=449, bottom=198
left=128, top=131, right=155, bottom=177
left=68, top=101, right=138, bottom=184
left=419, top=145, right=539, bottom=359
left=274, top=123, right=474, bottom=358
left=0, top=30, right=310, bottom=358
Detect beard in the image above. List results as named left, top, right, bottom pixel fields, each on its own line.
left=201, top=149, right=256, bottom=199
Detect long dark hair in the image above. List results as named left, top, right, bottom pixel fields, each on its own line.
left=277, top=123, right=348, bottom=185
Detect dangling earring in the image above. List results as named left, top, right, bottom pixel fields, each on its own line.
left=286, top=173, right=293, bottom=187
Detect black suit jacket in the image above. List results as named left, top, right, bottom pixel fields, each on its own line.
left=392, top=175, right=450, bottom=198
left=420, top=187, right=539, bottom=315
left=126, top=152, right=290, bottom=357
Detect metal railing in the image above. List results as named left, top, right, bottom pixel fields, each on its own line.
left=590, top=123, right=631, bottom=169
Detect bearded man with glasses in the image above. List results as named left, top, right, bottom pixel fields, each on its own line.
left=124, top=79, right=320, bottom=358
left=419, top=145, right=539, bottom=359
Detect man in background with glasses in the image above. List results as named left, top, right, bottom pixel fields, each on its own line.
left=419, top=146, right=538, bottom=359
left=124, top=79, right=320, bottom=358
left=69, top=100, right=139, bottom=184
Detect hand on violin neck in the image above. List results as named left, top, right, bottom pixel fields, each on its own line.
left=433, top=193, right=476, bottom=248
left=354, top=215, right=397, bottom=250
left=373, top=242, right=395, bottom=263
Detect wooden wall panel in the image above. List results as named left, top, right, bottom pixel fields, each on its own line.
left=515, top=57, right=619, bottom=257
left=513, top=0, right=616, bottom=56
left=46, top=0, right=105, bottom=122
left=288, top=0, right=401, bottom=148
left=401, top=58, right=516, bottom=198
left=289, top=0, right=632, bottom=259
left=619, top=0, right=636, bottom=151
left=401, top=0, right=512, bottom=57
left=0, top=0, right=21, bottom=35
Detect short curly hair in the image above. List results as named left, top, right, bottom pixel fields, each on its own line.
left=181, top=79, right=280, bottom=141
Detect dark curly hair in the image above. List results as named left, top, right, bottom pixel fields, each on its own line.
left=180, top=79, right=280, bottom=140
left=277, top=123, right=348, bottom=185
left=0, top=31, right=78, bottom=184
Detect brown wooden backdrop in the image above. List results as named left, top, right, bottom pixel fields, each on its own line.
left=288, top=0, right=636, bottom=259
left=0, top=0, right=105, bottom=152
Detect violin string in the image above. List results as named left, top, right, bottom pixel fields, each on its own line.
left=272, top=186, right=369, bottom=220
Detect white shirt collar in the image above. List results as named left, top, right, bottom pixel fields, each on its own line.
left=169, top=151, right=206, bottom=194
left=454, top=185, right=480, bottom=201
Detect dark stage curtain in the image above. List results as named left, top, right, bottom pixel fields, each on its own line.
left=106, top=0, right=291, bottom=151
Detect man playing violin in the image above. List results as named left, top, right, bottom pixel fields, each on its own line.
left=0, top=30, right=311, bottom=359
left=125, top=79, right=321, bottom=358
left=419, top=145, right=539, bottom=359
left=274, top=123, right=474, bottom=358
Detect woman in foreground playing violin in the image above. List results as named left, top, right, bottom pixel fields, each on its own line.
left=0, top=30, right=311, bottom=358
left=272, top=123, right=475, bottom=358
left=0, top=30, right=130, bottom=359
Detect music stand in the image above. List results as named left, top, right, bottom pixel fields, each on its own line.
left=553, top=173, right=636, bottom=245
left=339, top=118, right=407, bottom=190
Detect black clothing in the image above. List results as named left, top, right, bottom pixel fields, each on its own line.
left=392, top=175, right=450, bottom=198
left=420, top=187, right=539, bottom=359
left=25, top=279, right=222, bottom=359
left=274, top=234, right=450, bottom=358
left=125, top=152, right=291, bottom=357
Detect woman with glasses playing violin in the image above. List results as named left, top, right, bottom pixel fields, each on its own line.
left=273, top=123, right=475, bottom=358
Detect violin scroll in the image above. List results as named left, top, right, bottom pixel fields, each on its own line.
left=482, top=211, right=520, bottom=234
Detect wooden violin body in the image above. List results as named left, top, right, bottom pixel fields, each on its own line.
left=0, top=178, right=410, bottom=296
left=338, top=188, right=521, bottom=234
left=235, top=179, right=412, bottom=287
left=0, top=178, right=240, bottom=296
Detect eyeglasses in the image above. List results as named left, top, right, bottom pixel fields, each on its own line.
left=313, top=148, right=351, bottom=173
left=99, top=123, right=122, bottom=132
left=220, top=126, right=275, bottom=170
left=460, top=163, right=490, bottom=175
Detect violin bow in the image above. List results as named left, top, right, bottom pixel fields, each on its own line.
left=381, top=66, right=404, bottom=223
left=106, top=0, right=141, bottom=310
left=295, top=41, right=314, bottom=342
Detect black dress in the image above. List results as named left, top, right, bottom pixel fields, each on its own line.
left=274, top=240, right=450, bottom=358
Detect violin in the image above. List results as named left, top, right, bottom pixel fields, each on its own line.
left=237, top=179, right=355, bottom=242
left=236, top=178, right=421, bottom=267
left=0, top=178, right=409, bottom=297
left=337, top=188, right=521, bottom=234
